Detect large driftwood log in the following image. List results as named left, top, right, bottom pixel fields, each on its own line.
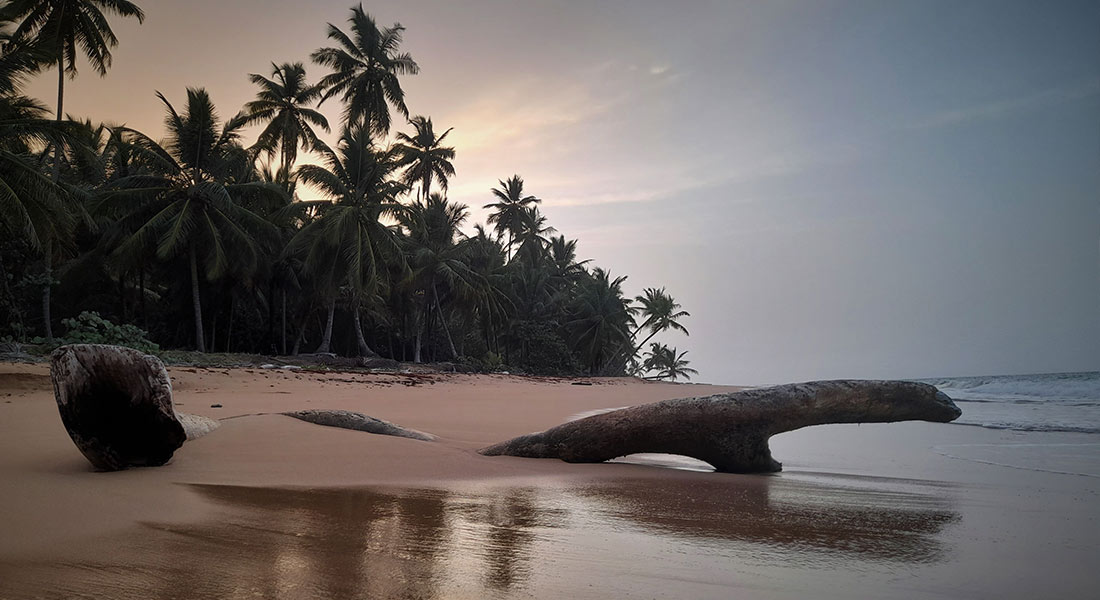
left=480, top=380, right=962, bottom=473
left=51, top=344, right=186, bottom=470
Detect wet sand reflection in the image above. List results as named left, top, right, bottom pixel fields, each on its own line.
left=0, top=475, right=958, bottom=599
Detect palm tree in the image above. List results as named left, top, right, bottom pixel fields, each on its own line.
left=643, top=343, right=698, bottom=382
left=512, top=205, right=556, bottom=265
left=0, top=14, right=49, bottom=95
left=394, top=115, right=454, bottom=200
left=600, top=287, right=690, bottom=375
left=100, top=88, right=282, bottom=352
left=0, top=90, right=72, bottom=253
left=567, top=268, right=636, bottom=374
left=311, top=4, right=418, bottom=136
left=464, top=223, right=511, bottom=355
left=4, top=0, right=145, bottom=339
left=484, top=175, right=539, bottom=262
left=633, top=287, right=689, bottom=342
left=291, top=127, right=405, bottom=356
left=546, top=235, right=590, bottom=284
left=242, top=62, right=328, bottom=176
left=4, top=0, right=145, bottom=124
left=398, top=193, right=484, bottom=361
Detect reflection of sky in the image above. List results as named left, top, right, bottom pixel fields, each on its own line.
left=26, top=0, right=1100, bottom=382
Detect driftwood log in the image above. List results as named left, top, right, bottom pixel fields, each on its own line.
left=480, top=380, right=962, bottom=473
left=50, top=344, right=186, bottom=470
left=283, top=409, right=436, bottom=441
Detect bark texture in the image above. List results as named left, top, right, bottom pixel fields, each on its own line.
left=283, top=409, right=436, bottom=441
left=50, top=344, right=186, bottom=471
left=480, top=380, right=962, bottom=473
left=176, top=412, right=221, bottom=441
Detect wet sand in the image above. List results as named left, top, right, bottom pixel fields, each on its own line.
left=1, top=363, right=1097, bottom=598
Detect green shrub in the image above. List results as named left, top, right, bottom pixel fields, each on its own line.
left=34, top=311, right=159, bottom=354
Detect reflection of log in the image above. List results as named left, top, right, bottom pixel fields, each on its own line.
left=575, top=476, right=959, bottom=563
left=50, top=344, right=186, bottom=470
left=480, top=380, right=962, bottom=473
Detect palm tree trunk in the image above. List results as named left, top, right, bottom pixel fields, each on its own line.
left=315, top=296, right=335, bottom=353
left=226, top=296, right=235, bottom=353
left=604, top=328, right=662, bottom=376
left=351, top=299, right=377, bottom=357
left=292, top=319, right=305, bottom=355
left=413, top=308, right=423, bottom=363
left=434, top=286, right=458, bottom=359
left=55, top=55, right=65, bottom=123
left=281, top=289, right=287, bottom=355
left=599, top=317, right=655, bottom=375
left=265, top=281, right=275, bottom=353
left=40, top=237, right=54, bottom=340
left=189, top=247, right=206, bottom=352
left=117, top=273, right=126, bottom=321
left=41, top=56, right=66, bottom=342
left=210, top=312, right=217, bottom=353
left=139, top=262, right=147, bottom=330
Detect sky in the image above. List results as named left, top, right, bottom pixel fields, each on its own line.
left=24, top=0, right=1100, bottom=384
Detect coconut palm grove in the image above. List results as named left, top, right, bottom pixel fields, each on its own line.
left=0, top=2, right=695, bottom=380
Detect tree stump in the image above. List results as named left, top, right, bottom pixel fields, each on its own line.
left=50, top=344, right=186, bottom=471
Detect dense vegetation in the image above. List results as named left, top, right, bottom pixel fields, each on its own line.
left=0, top=2, right=695, bottom=379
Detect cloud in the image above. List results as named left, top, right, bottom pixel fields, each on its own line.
left=909, top=79, right=1100, bottom=129
left=441, top=78, right=616, bottom=153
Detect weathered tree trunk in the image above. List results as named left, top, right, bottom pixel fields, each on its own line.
left=481, top=380, right=962, bottom=474
left=189, top=247, right=205, bottom=352
left=50, top=344, right=186, bottom=471
left=315, top=296, right=336, bottom=353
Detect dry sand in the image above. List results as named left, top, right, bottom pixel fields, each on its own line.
left=1, top=362, right=1097, bottom=599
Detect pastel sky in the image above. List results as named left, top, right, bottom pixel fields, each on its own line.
left=25, top=0, right=1100, bottom=384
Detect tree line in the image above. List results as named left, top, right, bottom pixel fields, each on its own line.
left=0, top=1, right=696, bottom=380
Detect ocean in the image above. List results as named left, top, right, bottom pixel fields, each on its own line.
left=920, top=371, right=1100, bottom=434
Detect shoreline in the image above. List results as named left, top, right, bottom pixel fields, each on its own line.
left=2, top=362, right=1097, bottom=599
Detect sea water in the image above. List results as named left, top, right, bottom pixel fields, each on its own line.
left=920, top=371, right=1100, bottom=434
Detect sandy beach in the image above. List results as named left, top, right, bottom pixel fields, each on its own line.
left=1, top=362, right=1098, bottom=599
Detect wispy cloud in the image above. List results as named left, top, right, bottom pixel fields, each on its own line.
left=544, top=142, right=865, bottom=209
left=441, top=78, right=615, bottom=153
left=909, top=79, right=1100, bottom=129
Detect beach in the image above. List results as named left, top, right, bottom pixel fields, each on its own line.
left=1, top=363, right=1098, bottom=599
